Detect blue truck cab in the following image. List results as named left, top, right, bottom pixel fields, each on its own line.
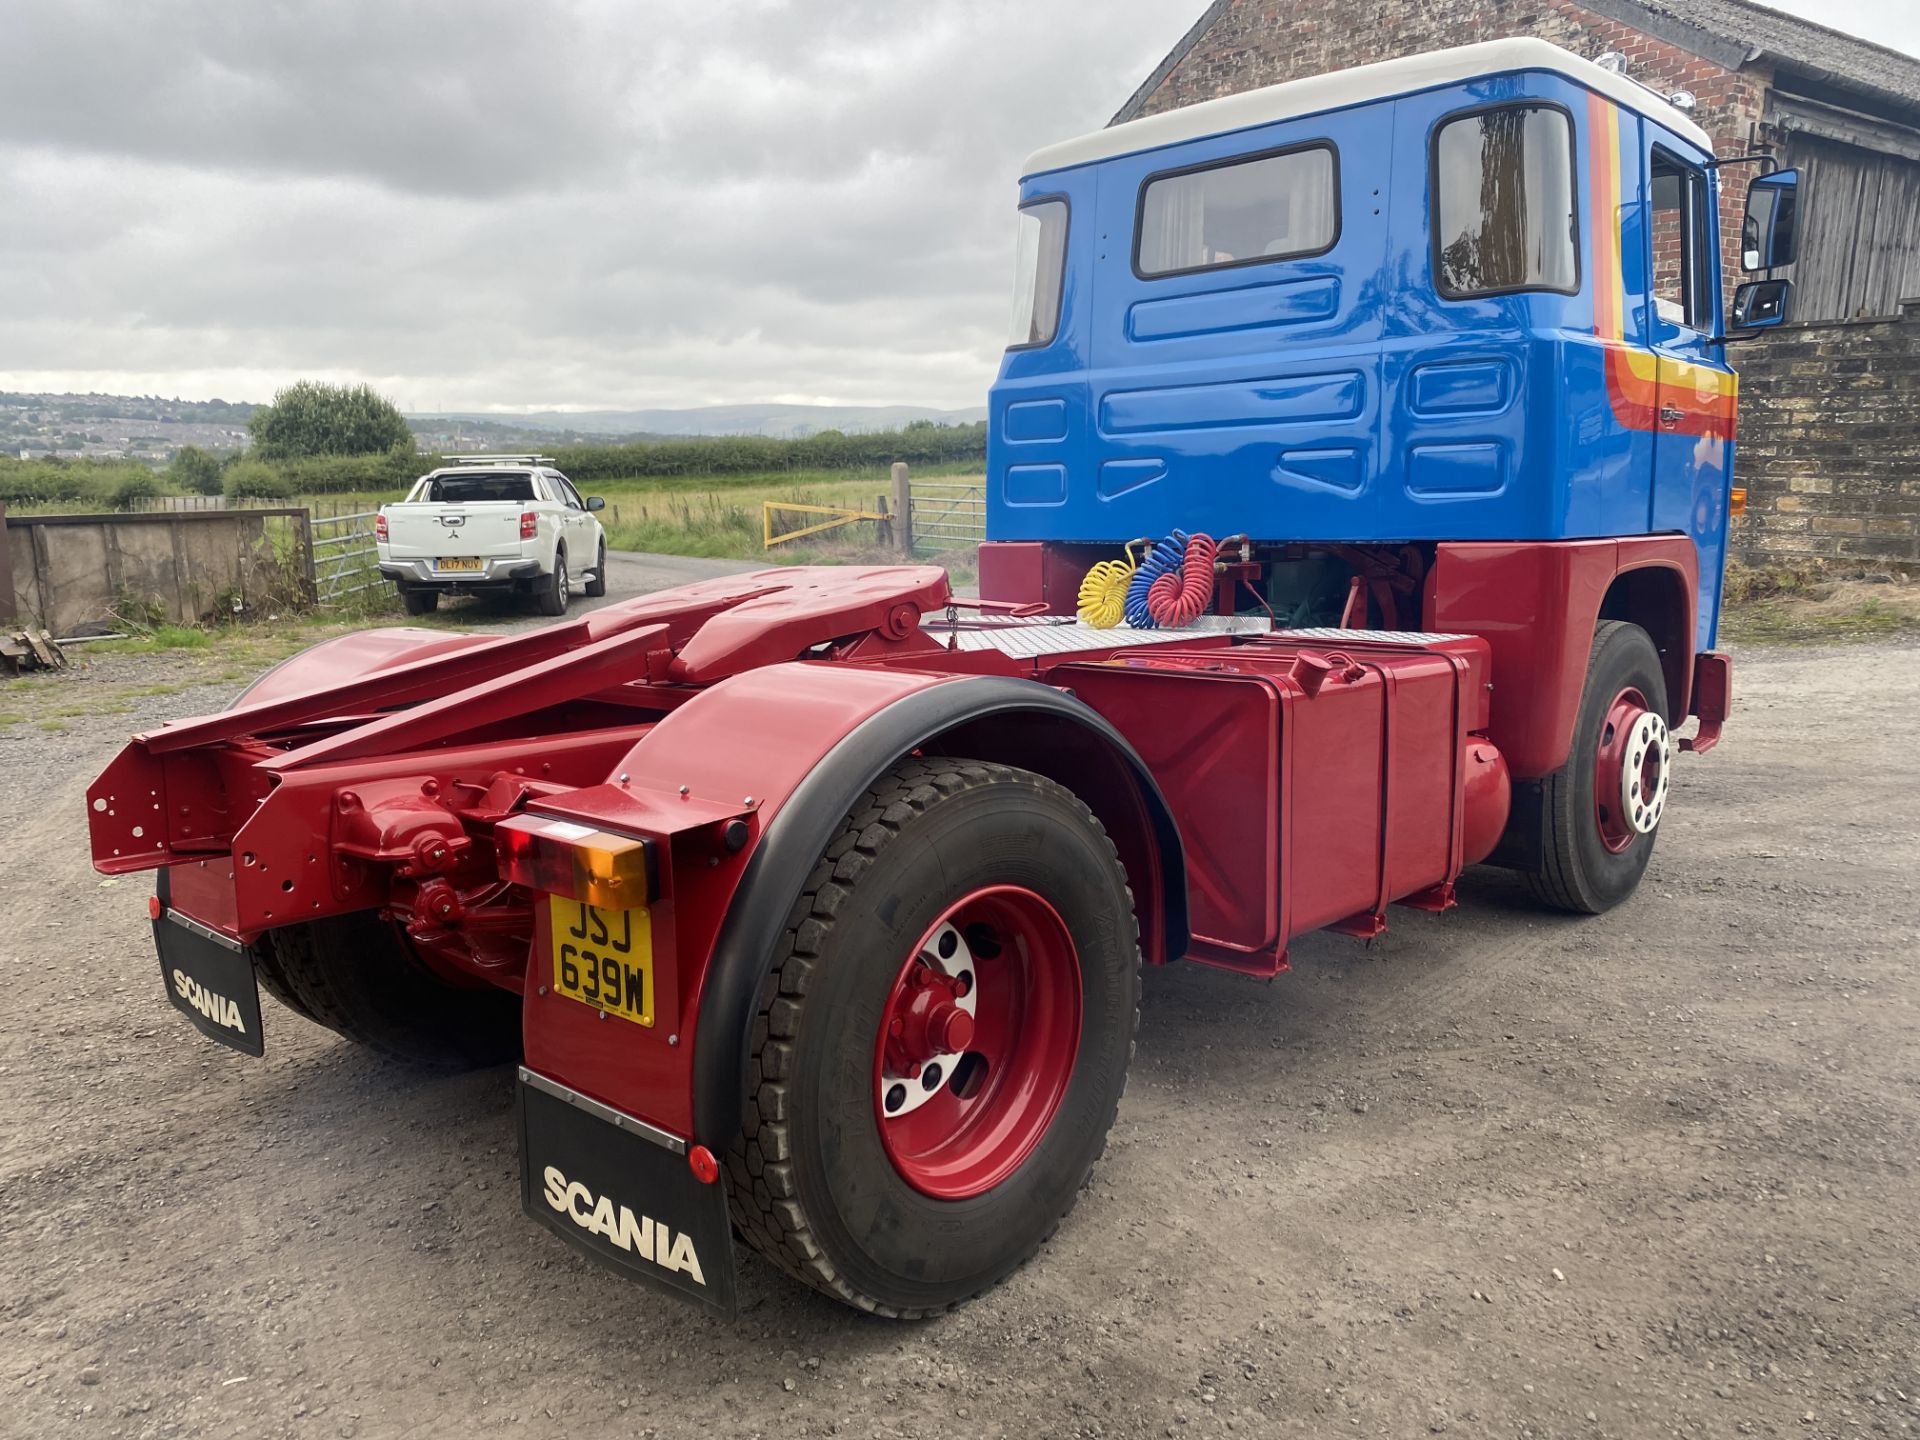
left=988, top=38, right=1796, bottom=651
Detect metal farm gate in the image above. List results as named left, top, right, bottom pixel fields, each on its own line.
left=908, top=478, right=986, bottom=554
left=309, top=509, right=383, bottom=605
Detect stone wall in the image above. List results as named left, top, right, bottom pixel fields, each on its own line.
left=1733, top=301, right=1920, bottom=572
left=4, top=509, right=315, bottom=634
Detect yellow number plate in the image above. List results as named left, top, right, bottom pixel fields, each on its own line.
left=548, top=898, right=653, bottom=1027
left=437, top=556, right=484, bottom=573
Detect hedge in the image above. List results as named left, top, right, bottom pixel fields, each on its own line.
left=0, top=421, right=990, bottom=507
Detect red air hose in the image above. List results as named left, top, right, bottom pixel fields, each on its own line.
left=1146, top=532, right=1217, bottom=627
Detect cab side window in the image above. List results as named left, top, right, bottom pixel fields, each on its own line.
left=1135, top=145, right=1338, bottom=278
left=1009, top=199, right=1070, bottom=349
left=1651, top=149, right=1711, bottom=331
left=1432, top=104, right=1578, bottom=297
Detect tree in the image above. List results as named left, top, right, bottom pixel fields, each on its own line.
left=247, top=381, right=414, bottom=459
left=167, top=445, right=224, bottom=495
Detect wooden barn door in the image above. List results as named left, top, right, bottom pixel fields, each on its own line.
left=1774, top=126, right=1920, bottom=321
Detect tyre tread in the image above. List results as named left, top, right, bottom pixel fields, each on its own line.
left=253, top=912, right=520, bottom=1068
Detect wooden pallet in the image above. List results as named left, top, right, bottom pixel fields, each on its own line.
left=1, top=626, right=66, bottom=675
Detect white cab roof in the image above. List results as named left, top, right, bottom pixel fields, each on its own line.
left=1022, top=37, right=1713, bottom=176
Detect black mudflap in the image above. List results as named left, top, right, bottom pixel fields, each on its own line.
left=518, top=1068, right=737, bottom=1318
left=154, top=911, right=264, bottom=1057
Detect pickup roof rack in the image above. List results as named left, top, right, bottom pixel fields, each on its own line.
left=442, top=454, right=557, bottom=467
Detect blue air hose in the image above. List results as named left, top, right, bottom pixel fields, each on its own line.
left=1124, top=531, right=1188, bottom=629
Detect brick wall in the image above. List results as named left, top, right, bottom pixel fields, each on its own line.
left=1733, top=301, right=1920, bottom=572
left=1132, top=0, right=1772, bottom=306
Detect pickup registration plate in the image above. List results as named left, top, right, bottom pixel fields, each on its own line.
left=549, top=898, right=653, bottom=1026
left=436, top=556, right=484, bottom=573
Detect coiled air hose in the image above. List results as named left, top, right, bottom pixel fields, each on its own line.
left=1146, top=531, right=1218, bottom=627
left=1124, top=531, right=1188, bottom=628
left=1076, top=542, right=1141, bottom=629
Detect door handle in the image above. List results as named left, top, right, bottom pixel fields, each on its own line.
left=1659, top=405, right=1685, bottom=426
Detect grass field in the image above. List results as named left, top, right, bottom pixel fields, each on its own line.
left=296, top=462, right=980, bottom=565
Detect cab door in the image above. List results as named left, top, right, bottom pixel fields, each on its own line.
left=1643, top=134, right=1736, bottom=636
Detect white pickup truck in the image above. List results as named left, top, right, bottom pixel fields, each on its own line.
left=375, top=457, right=608, bottom=616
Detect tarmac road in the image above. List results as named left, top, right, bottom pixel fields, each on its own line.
left=0, top=584, right=1915, bottom=1440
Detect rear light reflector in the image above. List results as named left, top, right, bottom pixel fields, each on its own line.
left=375, top=512, right=388, bottom=540
left=1729, top=486, right=1747, bottom=517
left=496, top=814, right=657, bottom=909
left=520, top=511, right=538, bottom=540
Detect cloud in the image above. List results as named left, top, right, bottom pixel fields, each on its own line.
left=0, top=0, right=1190, bottom=409
left=5, top=0, right=1911, bottom=412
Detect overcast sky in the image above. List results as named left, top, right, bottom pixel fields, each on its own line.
left=1, top=0, right=1915, bottom=414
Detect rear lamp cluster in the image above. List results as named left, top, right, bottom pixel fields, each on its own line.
left=374, top=513, right=389, bottom=541
left=520, top=511, right=538, bottom=540
left=496, top=814, right=657, bottom=910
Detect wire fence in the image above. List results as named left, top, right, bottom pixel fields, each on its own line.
left=909, top=479, right=986, bottom=554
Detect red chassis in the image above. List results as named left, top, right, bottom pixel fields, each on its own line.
left=91, top=542, right=1728, bottom=1316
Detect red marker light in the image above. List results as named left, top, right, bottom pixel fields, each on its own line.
left=687, top=1144, right=719, bottom=1185
left=148, top=895, right=164, bottom=920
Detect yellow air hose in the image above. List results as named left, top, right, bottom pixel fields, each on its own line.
left=1077, top=541, right=1142, bottom=629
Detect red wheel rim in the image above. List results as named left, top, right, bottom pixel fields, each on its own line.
left=873, top=885, right=1081, bottom=1200
left=1592, top=686, right=1670, bottom=854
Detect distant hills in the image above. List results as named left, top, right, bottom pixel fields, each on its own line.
left=4, top=392, right=989, bottom=463
left=413, top=403, right=988, bottom=440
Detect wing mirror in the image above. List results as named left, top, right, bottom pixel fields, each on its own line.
left=586, top=496, right=606, bottom=512
left=1741, top=169, right=1798, bottom=272
left=1732, top=277, right=1792, bottom=329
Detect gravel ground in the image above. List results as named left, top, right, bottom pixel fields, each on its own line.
left=0, top=622, right=1915, bottom=1440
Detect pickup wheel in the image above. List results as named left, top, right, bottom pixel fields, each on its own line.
left=584, top=540, right=608, bottom=598
left=401, top=587, right=439, bottom=616
left=1528, top=620, right=1672, bottom=914
left=252, top=910, right=521, bottom=1068
left=727, top=758, right=1140, bottom=1317
left=534, top=548, right=568, bottom=617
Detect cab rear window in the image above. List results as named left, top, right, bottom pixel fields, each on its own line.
left=1431, top=104, right=1578, bottom=298
left=417, top=473, right=539, bottom=503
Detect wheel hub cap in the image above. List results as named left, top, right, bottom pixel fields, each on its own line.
left=873, top=885, right=1081, bottom=1200
left=1594, top=687, right=1671, bottom=853
left=876, top=921, right=979, bottom=1120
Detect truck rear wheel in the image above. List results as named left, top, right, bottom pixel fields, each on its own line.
left=1527, top=620, right=1672, bottom=915
left=728, top=758, right=1140, bottom=1316
left=253, top=910, right=521, bottom=1068
left=401, top=587, right=439, bottom=616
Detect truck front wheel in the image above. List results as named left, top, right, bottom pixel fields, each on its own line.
left=1528, top=620, right=1672, bottom=914
left=728, top=758, right=1140, bottom=1316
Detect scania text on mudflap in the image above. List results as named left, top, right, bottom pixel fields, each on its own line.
left=88, top=40, right=1797, bottom=1318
